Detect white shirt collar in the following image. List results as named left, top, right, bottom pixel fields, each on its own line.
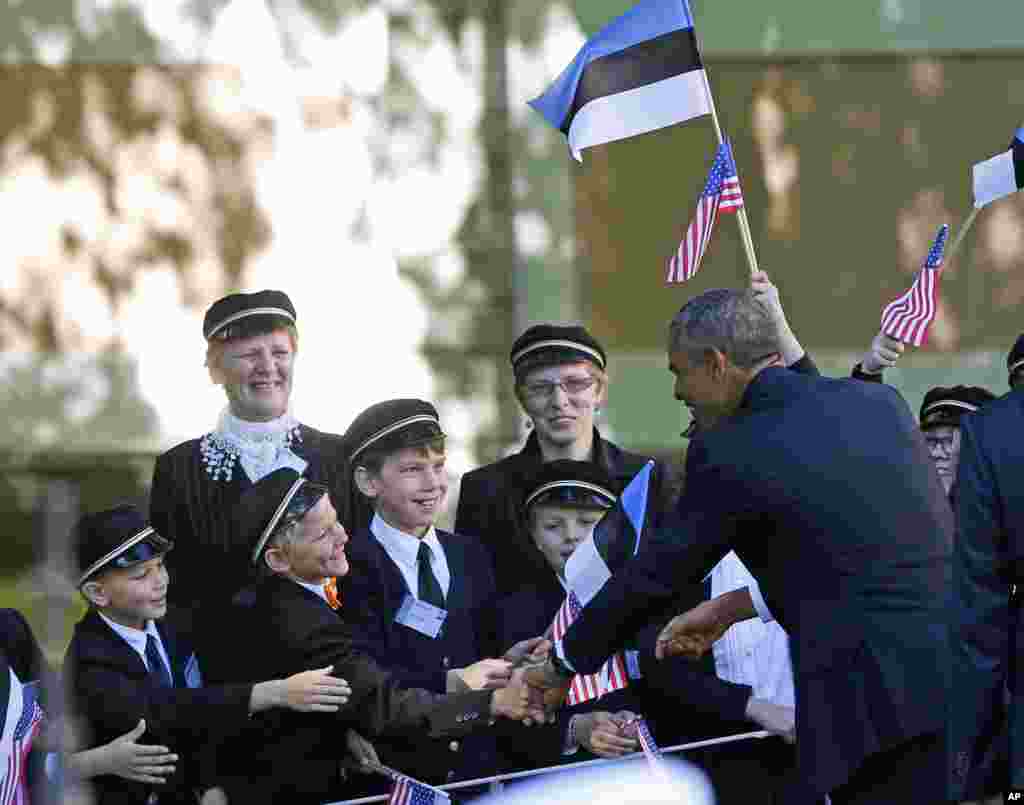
left=370, top=513, right=442, bottom=568
left=293, top=578, right=330, bottom=605
left=217, top=407, right=300, bottom=441
left=99, top=613, right=160, bottom=655
left=205, top=406, right=307, bottom=482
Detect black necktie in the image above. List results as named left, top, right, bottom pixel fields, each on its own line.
left=145, top=634, right=173, bottom=688
left=417, top=542, right=445, bottom=609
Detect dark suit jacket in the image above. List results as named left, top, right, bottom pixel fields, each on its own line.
left=221, top=574, right=498, bottom=804
left=455, top=429, right=681, bottom=594
left=149, top=423, right=346, bottom=616
left=64, top=610, right=253, bottom=805
left=560, top=367, right=952, bottom=797
left=951, top=388, right=1024, bottom=797
left=341, top=527, right=502, bottom=785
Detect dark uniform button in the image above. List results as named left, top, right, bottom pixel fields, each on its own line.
left=442, top=656, right=451, bottom=668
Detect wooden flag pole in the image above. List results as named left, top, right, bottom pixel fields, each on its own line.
left=945, top=206, right=981, bottom=265
left=698, top=67, right=760, bottom=277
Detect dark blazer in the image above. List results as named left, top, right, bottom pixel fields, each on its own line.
left=559, top=367, right=952, bottom=797
left=455, top=429, right=681, bottom=594
left=221, top=574, right=498, bottom=804
left=63, top=610, right=253, bottom=805
left=149, top=423, right=347, bottom=616
left=341, top=527, right=502, bottom=785
left=951, top=389, right=1024, bottom=798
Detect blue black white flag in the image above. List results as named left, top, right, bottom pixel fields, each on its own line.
left=553, top=461, right=654, bottom=705
left=972, top=126, right=1024, bottom=208
left=529, top=0, right=711, bottom=161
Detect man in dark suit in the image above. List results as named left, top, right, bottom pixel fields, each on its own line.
left=525, top=285, right=952, bottom=804
left=950, top=385, right=1023, bottom=802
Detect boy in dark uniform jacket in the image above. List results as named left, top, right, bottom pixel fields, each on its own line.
left=221, top=468, right=544, bottom=805
left=149, top=290, right=346, bottom=670
left=64, top=505, right=352, bottom=805
left=341, top=399, right=535, bottom=790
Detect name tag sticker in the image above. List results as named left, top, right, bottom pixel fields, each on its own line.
left=394, top=594, right=447, bottom=639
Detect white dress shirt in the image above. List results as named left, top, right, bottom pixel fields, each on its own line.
left=709, top=552, right=795, bottom=708
left=294, top=579, right=331, bottom=605
left=371, top=513, right=451, bottom=600
left=99, top=614, right=173, bottom=678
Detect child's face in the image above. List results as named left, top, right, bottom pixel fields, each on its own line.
left=529, top=504, right=605, bottom=577
left=274, top=496, right=349, bottom=583
left=365, top=446, right=448, bottom=537
left=91, top=556, right=169, bottom=630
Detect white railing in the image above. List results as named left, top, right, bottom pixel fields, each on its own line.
left=325, top=729, right=771, bottom=804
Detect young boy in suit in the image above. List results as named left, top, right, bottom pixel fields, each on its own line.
left=64, top=505, right=351, bottom=805
left=221, top=467, right=544, bottom=804
left=340, top=399, right=541, bottom=789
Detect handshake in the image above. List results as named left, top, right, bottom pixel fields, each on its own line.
left=469, top=636, right=574, bottom=725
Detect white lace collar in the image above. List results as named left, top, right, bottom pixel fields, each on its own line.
left=199, top=407, right=307, bottom=482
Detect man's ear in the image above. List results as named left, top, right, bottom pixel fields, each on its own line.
left=353, top=466, right=379, bottom=499
left=81, top=581, right=108, bottom=608
left=263, top=547, right=291, bottom=575
left=704, top=347, right=729, bottom=378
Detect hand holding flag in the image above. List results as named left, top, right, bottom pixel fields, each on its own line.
left=879, top=224, right=948, bottom=347
left=665, top=139, right=744, bottom=284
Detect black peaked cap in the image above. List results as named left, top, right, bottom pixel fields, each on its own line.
left=919, top=385, right=996, bottom=429
left=203, top=290, right=297, bottom=341
left=73, top=505, right=173, bottom=586
left=510, top=324, right=607, bottom=375
left=343, top=399, right=443, bottom=463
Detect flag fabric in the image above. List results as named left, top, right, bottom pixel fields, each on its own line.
left=552, top=462, right=654, bottom=705
left=972, top=126, right=1024, bottom=208
left=629, top=717, right=671, bottom=781
left=389, top=775, right=450, bottom=805
left=666, top=139, right=744, bottom=284
left=880, top=224, right=949, bottom=347
left=1, top=673, right=44, bottom=805
left=529, top=0, right=710, bottom=161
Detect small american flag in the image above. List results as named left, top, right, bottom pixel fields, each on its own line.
left=880, top=224, right=949, bottom=347
left=1, top=678, right=44, bottom=805
left=389, top=775, right=450, bottom=805
left=666, top=139, right=744, bottom=284
left=550, top=591, right=629, bottom=706
left=630, top=717, right=671, bottom=782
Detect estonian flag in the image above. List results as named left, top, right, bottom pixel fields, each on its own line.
left=529, top=0, right=710, bottom=162
left=554, top=461, right=653, bottom=704
left=564, top=460, right=653, bottom=608
left=972, top=126, right=1024, bottom=208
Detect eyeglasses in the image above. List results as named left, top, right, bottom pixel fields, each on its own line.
left=522, top=376, right=597, bottom=402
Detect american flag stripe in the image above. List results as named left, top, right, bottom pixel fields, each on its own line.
left=1, top=680, right=43, bottom=805
left=551, top=592, right=630, bottom=706
left=631, top=717, right=672, bottom=782
left=388, top=775, right=449, bottom=805
left=666, top=142, right=744, bottom=285
left=880, top=224, right=948, bottom=348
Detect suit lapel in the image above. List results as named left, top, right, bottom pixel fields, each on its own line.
left=436, top=530, right=463, bottom=612
left=362, top=527, right=413, bottom=606
left=156, top=622, right=185, bottom=688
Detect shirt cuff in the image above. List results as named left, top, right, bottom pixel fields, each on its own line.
left=553, top=639, right=576, bottom=674
left=747, top=580, right=775, bottom=624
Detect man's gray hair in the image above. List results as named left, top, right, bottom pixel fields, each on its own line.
left=668, top=288, right=778, bottom=368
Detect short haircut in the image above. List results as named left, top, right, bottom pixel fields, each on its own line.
left=205, top=320, right=299, bottom=372
left=355, top=436, right=447, bottom=478
left=668, top=288, right=778, bottom=369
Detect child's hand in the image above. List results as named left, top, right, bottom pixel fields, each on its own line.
left=282, top=666, right=352, bottom=712
left=343, top=728, right=380, bottom=773
left=99, top=719, right=178, bottom=784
